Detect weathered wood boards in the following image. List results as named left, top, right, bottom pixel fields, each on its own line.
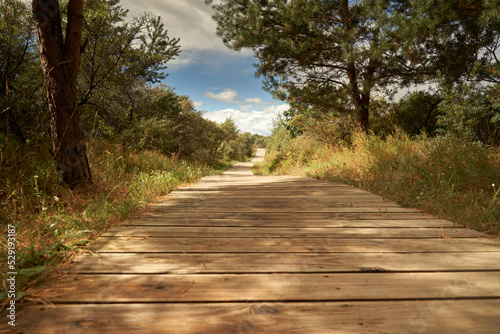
left=29, top=272, right=500, bottom=302
left=87, top=237, right=500, bottom=253
left=123, top=217, right=457, bottom=228
left=16, top=300, right=500, bottom=334
left=100, top=226, right=484, bottom=238
left=13, top=149, right=500, bottom=333
left=62, top=252, right=500, bottom=274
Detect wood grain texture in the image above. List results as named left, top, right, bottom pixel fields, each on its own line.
left=33, top=272, right=500, bottom=302
left=62, top=252, right=500, bottom=274
left=15, top=300, right=500, bottom=334
left=12, top=149, right=500, bottom=333
left=124, top=217, right=456, bottom=228
left=87, top=237, right=500, bottom=253
left=100, top=226, right=484, bottom=238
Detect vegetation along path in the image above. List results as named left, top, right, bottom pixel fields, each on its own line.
left=16, top=149, right=500, bottom=333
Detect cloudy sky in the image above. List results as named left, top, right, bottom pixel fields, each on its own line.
left=120, top=0, right=289, bottom=135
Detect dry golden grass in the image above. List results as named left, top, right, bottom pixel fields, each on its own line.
left=257, top=132, right=500, bottom=236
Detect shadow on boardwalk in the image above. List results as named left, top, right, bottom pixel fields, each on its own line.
left=11, top=148, right=500, bottom=333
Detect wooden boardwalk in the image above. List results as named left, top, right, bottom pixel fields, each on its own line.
left=15, top=148, right=500, bottom=333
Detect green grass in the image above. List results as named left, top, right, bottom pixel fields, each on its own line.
left=0, top=137, right=225, bottom=309
left=256, top=132, right=500, bottom=235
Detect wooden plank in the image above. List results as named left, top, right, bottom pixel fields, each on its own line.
left=146, top=205, right=418, bottom=213
left=87, top=237, right=500, bottom=253
left=175, top=189, right=375, bottom=195
left=194, top=178, right=343, bottom=184
left=155, top=200, right=402, bottom=207
left=153, top=197, right=402, bottom=204
left=190, top=182, right=359, bottom=187
left=141, top=212, right=435, bottom=220
left=196, top=176, right=341, bottom=183
left=174, top=182, right=372, bottom=186
left=14, top=300, right=500, bottom=334
left=168, top=193, right=387, bottom=199
left=35, top=272, right=500, bottom=302
left=182, top=179, right=356, bottom=185
left=101, top=226, right=484, bottom=238
left=124, top=218, right=456, bottom=228
left=171, top=189, right=376, bottom=195
left=63, top=252, right=500, bottom=274
left=172, top=182, right=374, bottom=189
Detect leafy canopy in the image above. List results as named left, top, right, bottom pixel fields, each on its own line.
left=208, top=0, right=425, bottom=132
left=207, top=0, right=498, bottom=133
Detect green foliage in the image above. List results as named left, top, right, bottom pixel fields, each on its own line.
left=208, top=0, right=499, bottom=134
left=211, top=119, right=262, bottom=162
left=117, top=90, right=253, bottom=164
left=259, top=126, right=321, bottom=175
left=208, top=0, right=421, bottom=132
left=78, top=0, right=181, bottom=133
left=438, top=83, right=500, bottom=145
left=390, top=91, right=443, bottom=137
left=266, top=125, right=292, bottom=154
left=252, top=134, right=269, bottom=148
left=0, top=0, right=44, bottom=143
left=411, top=0, right=499, bottom=84
left=290, top=104, right=358, bottom=145
left=120, top=86, right=208, bottom=160
left=80, top=0, right=180, bottom=88
left=227, top=132, right=257, bottom=161
left=211, top=117, right=240, bottom=161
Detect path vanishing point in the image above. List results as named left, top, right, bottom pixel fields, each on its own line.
left=14, top=148, right=500, bottom=333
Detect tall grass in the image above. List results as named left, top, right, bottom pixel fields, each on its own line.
left=255, top=131, right=500, bottom=235
left=1, top=135, right=222, bottom=307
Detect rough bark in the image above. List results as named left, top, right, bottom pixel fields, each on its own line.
left=347, top=64, right=370, bottom=134
left=32, top=0, right=91, bottom=188
left=356, top=98, right=370, bottom=134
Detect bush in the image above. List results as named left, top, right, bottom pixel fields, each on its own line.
left=438, top=83, right=500, bottom=145
left=389, top=91, right=443, bottom=137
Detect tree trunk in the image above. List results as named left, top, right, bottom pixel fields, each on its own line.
left=346, top=88, right=371, bottom=134
left=32, top=0, right=91, bottom=188
left=356, top=94, right=370, bottom=134
left=347, top=66, right=370, bottom=134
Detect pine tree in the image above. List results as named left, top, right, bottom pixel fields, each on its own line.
left=208, top=0, right=497, bottom=132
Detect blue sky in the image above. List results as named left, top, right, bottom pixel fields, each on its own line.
left=120, top=0, right=289, bottom=135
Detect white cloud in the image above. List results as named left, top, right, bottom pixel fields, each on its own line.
left=203, top=104, right=289, bottom=135
left=167, top=51, right=198, bottom=68
left=239, top=104, right=255, bottom=112
left=193, top=101, right=204, bottom=108
left=121, top=0, right=254, bottom=70
left=122, top=0, right=223, bottom=52
left=242, top=97, right=269, bottom=105
left=262, top=104, right=291, bottom=114
left=204, top=88, right=275, bottom=110
left=204, top=89, right=240, bottom=104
